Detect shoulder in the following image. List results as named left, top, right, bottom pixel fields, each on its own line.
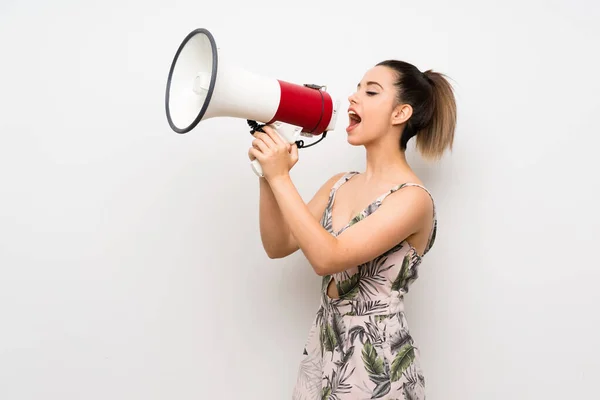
left=383, top=183, right=434, bottom=222
left=306, top=172, right=352, bottom=215
left=316, top=171, right=352, bottom=194
left=328, top=171, right=352, bottom=186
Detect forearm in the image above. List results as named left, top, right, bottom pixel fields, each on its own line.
left=258, top=178, right=297, bottom=258
left=267, top=174, right=337, bottom=275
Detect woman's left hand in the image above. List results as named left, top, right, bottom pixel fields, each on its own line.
left=248, top=125, right=299, bottom=181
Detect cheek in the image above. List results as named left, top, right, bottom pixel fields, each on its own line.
left=365, top=107, right=389, bottom=129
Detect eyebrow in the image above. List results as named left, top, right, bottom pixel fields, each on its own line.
left=357, top=81, right=383, bottom=90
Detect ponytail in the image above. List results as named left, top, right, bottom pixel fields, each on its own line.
left=376, top=60, right=457, bottom=160
left=416, top=70, right=457, bottom=160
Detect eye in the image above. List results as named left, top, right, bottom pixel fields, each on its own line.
left=366, top=91, right=378, bottom=96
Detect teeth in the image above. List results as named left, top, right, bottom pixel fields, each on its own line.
left=349, top=111, right=356, bottom=115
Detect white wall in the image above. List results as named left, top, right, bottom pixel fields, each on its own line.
left=1, top=0, right=599, bottom=399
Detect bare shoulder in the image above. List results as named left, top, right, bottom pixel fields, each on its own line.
left=306, top=172, right=348, bottom=218
left=322, top=171, right=348, bottom=191
left=384, top=183, right=434, bottom=219
left=311, top=171, right=347, bottom=197
left=385, top=171, right=433, bottom=212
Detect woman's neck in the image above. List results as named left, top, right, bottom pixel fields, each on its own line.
left=362, top=136, right=412, bottom=183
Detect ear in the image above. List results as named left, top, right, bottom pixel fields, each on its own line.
left=391, top=103, right=413, bottom=126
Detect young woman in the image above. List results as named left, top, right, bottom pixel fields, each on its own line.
left=248, top=60, right=456, bottom=400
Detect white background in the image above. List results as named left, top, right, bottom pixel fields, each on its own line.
left=1, top=0, right=599, bottom=399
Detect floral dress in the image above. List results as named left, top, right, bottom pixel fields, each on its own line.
left=292, top=171, right=437, bottom=400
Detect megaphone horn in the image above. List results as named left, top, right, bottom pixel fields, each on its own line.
left=165, top=28, right=340, bottom=177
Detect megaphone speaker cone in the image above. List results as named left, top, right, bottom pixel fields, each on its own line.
left=165, top=28, right=218, bottom=134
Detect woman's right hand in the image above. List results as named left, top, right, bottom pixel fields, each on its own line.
left=247, top=126, right=299, bottom=179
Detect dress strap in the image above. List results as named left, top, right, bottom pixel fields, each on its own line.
left=329, top=171, right=359, bottom=195
left=377, top=183, right=437, bottom=255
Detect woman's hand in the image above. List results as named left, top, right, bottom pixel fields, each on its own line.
left=248, top=125, right=299, bottom=181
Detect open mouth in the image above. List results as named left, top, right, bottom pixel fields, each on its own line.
left=347, top=110, right=362, bottom=131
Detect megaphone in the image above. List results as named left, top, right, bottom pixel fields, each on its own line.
left=165, top=28, right=340, bottom=177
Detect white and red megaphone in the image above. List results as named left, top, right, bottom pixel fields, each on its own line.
left=165, top=28, right=340, bottom=177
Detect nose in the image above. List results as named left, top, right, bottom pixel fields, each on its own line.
left=348, top=91, right=358, bottom=104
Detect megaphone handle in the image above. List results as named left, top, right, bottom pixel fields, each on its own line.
left=248, top=120, right=302, bottom=178
left=251, top=159, right=264, bottom=178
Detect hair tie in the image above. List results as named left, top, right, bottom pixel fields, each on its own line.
left=422, top=70, right=433, bottom=85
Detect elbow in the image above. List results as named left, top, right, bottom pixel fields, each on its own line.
left=312, top=254, right=353, bottom=276
left=264, top=246, right=295, bottom=259
left=265, top=249, right=285, bottom=259
left=311, top=256, right=335, bottom=276
left=311, top=241, right=344, bottom=276
left=261, top=236, right=298, bottom=259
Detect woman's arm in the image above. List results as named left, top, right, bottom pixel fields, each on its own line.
left=258, top=178, right=295, bottom=258
left=267, top=174, right=432, bottom=275
left=258, top=172, right=346, bottom=259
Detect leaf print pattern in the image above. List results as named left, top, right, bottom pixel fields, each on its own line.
left=390, top=343, right=416, bottom=382
left=292, top=172, right=436, bottom=400
left=362, top=340, right=391, bottom=398
left=402, top=365, right=426, bottom=400
left=355, top=251, right=396, bottom=300
left=350, top=300, right=389, bottom=317
left=330, top=313, right=348, bottom=356
left=336, top=273, right=360, bottom=300
left=391, top=253, right=420, bottom=294
left=320, top=322, right=337, bottom=356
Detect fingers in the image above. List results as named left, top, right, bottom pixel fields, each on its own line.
left=262, top=125, right=286, bottom=147
left=290, top=143, right=299, bottom=162
left=252, top=129, right=277, bottom=149
left=249, top=125, right=298, bottom=171
left=253, top=125, right=292, bottom=156
left=248, top=147, right=263, bottom=162
left=247, top=147, right=256, bottom=161
left=263, top=125, right=293, bottom=153
left=252, top=136, right=270, bottom=154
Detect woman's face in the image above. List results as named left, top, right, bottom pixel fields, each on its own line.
left=346, top=65, right=401, bottom=146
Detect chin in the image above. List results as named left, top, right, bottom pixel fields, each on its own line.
left=346, top=131, right=361, bottom=146
left=346, top=135, right=364, bottom=146
left=346, top=124, right=370, bottom=146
